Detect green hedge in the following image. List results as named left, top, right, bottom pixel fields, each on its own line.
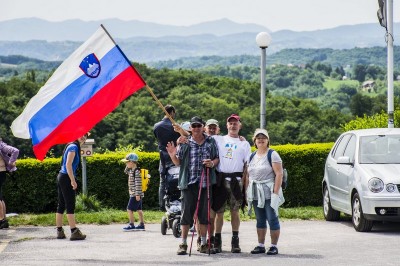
left=4, top=144, right=333, bottom=213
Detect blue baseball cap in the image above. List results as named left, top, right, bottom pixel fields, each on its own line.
left=121, top=153, right=139, bottom=162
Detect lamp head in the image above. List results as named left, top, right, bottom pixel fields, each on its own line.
left=256, top=32, right=272, bottom=48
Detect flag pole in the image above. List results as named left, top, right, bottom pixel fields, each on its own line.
left=100, top=24, right=177, bottom=125
left=145, top=85, right=177, bottom=125
left=100, top=24, right=117, bottom=44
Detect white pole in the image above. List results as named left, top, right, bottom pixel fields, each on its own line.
left=260, top=48, right=266, bottom=129
left=387, top=0, right=394, bottom=128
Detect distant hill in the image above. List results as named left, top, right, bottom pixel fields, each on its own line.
left=0, top=18, right=396, bottom=62
left=0, top=18, right=268, bottom=41
left=2, top=47, right=400, bottom=77
left=147, top=47, right=400, bottom=69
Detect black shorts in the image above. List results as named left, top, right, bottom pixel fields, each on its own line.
left=181, top=184, right=212, bottom=226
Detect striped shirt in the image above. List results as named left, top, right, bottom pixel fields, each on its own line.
left=125, top=167, right=143, bottom=197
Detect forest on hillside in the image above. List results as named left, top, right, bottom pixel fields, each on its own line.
left=1, top=49, right=400, bottom=158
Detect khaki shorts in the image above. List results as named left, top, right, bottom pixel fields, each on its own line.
left=215, top=178, right=243, bottom=213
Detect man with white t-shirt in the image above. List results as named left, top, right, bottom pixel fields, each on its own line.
left=211, top=114, right=251, bottom=253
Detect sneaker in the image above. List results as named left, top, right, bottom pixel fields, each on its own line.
left=57, top=228, right=66, bottom=239
left=251, top=246, right=266, bottom=254
left=177, top=243, right=188, bottom=255
left=267, top=246, right=278, bottom=255
left=231, top=236, right=241, bottom=253
left=70, top=228, right=86, bottom=241
left=123, top=224, right=136, bottom=231
left=0, top=219, right=9, bottom=229
left=214, top=237, right=222, bottom=253
left=135, top=224, right=145, bottom=231
left=199, top=244, right=216, bottom=254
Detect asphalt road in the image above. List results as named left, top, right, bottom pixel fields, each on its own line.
left=1, top=219, right=400, bottom=265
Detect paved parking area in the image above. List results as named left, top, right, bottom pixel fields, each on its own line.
left=1, top=220, right=400, bottom=265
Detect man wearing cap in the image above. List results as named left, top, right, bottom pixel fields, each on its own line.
left=153, top=105, right=181, bottom=211
left=211, top=114, right=251, bottom=253
left=205, top=119, right=220, bottom=136
left=166, top=116, right=219, bottom=255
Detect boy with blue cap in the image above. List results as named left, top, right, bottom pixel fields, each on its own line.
left=121, top=153, right=145, bottom=231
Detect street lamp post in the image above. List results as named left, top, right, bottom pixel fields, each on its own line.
left=256, top=32, right=272, bottom=129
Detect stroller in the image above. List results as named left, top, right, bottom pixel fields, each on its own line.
left=160, top=165, right=182, bottom=238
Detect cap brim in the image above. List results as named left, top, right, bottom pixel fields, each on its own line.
left=121, top=159, right=130, bottom=162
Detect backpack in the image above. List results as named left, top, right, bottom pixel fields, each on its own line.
left=249, top=149, right=288, bottom=190
left=138, top=168, right=151, bottom=192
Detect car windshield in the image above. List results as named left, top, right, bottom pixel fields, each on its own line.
left=360, top=134, right=400, bottom=164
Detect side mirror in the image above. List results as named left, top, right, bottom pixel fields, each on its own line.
left=337, top=156, right=353, bottom=165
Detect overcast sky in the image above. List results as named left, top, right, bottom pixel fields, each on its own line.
left=1, top=0, right=398, bottom=32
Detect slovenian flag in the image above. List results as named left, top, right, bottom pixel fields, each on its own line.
left=11, top=25, right=146, bottom=161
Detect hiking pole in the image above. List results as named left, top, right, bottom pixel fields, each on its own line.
left=189, top=169, right=205, bottom=257
left=206, top=167, right=211, bottom=255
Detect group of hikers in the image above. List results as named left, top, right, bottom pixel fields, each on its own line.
left=154, top=105, right=285, bottom=255
left=0, top=104, right=286, bottom=256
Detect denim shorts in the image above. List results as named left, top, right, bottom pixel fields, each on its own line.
left=127, top=196, right=143, bottom=211
left=252, top=200, right=280, bottom=230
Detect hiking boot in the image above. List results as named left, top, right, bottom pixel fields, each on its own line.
left=70, top=228, right=86, bottom=241
left=177, top=243, right=188, bottom=255
left=214, top=237, right=222, bottom=253
left=199, top=244, right=216, bottom=254
left=196, top=237, right=201, bottom=251
left=0, top=219, right=9, bottom=229
left=123, top=223, right=135, bottom=231
left=135, top=224, right=145, bottom=231
left=57, top=228, right=66, bottom=239
left=231, top=236, right=241, bottom=253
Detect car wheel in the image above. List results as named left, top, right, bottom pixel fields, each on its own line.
left=172, top=219, right=181, bottom=238
left=352, top=193, right=373, bottom=232
left=323, top=186, right=340, bottom=221
left=161, top=216, right=168, bottom=235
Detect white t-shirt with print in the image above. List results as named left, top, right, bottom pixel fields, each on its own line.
left=213, top=135, right=251, bottom=178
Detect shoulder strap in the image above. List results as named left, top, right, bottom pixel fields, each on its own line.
left=267, top=149, right=274, bottom=167
left=249, top=151, right=256, bottom=163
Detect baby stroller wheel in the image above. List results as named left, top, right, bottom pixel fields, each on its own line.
left=161, top=216, right=168, bottom=235
left=172, top=219, right=181, bottom=238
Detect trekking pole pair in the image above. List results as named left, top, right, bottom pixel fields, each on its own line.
left=189, top=167, right=211, bottom=256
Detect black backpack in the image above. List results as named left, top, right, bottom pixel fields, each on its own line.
left=249, top=149, right=288, bottom=190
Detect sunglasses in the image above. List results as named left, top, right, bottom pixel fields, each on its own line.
left=191, top=124, right=203, bottom=128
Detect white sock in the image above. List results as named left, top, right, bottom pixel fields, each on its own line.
left=182, top=238, right=187, bottom=245
left=201, top=236, right=207, bottom=245
left=271, top=244, right=277, bottom=248
left=259, top=243, right=265, bottom=247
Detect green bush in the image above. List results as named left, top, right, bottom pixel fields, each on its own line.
left=4, top=145, right=333, bottom=213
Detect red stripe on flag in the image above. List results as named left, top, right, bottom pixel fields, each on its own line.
left=33, top=66, right=145, bottom=160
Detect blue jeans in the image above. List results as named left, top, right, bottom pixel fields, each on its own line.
left=252, top=200, right=280, bottom=230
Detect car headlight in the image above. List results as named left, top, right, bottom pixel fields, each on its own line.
left=386, top=183, right=397, bottom=193
left=368, top=177, right=384, bottom=193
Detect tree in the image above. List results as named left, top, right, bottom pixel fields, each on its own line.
left=350, top=93, right=373, bottom=116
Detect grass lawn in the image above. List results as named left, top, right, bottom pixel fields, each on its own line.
left=323, top=79, right=360, bottom=91
left=7, top=206, right=325, bottom=227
